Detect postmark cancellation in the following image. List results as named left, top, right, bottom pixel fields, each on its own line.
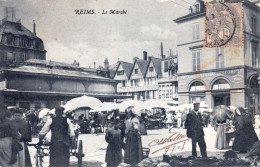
left=204, top=2, right=243, bottom=48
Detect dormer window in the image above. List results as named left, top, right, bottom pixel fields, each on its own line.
left=135, top=69, right=138, bottom=74
left=195, top=4, right=200, bottom=13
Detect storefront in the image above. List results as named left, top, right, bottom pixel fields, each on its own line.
left=178, top=67, right=247, bottom=109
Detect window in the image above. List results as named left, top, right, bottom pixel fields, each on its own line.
left=7, top=52, right=13, bottom=61
left=212, top=79, right=230, bottom=90
left=117, top=70, right=124, bottom=75
left=149, top=66, right=153, bottom=72
left=252, top=43, right=258, bottom=68
left=6, top=34, right=14, bottom=45
left=121, top=80, right=126, bottom=87
left=251, top=16, right=257, bottom=34
left=195, top=4, right=200, bottom=12
left=164, top=61, right=168, bottom=72
left=131, top=80, right=134, bottom=86
left=135, top=69, right=138, bottom=74
left=192, top=51, right=200, bottom=71
left=216, top=48, right=224, bottom=68
left=190, top=81, right=205, bottom=91
left=192, top=24, right=200, bottom=40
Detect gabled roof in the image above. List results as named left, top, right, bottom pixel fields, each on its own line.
left=130, top=58, right=149, bottom=78
left=0, top=21, right=37, bottom=38
left=120, top=61, right=134, bottom=79
left=150, top=57, right=162, bottom=75
left=109, top=62, right=120, bottom=79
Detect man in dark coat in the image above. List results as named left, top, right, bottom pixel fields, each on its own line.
left=185, top=102, right=207, bottom=158
left=39, top=106, right=75, bottom=166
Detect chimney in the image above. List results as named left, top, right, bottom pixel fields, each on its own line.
left=161, top=42, right=165, bottom=59
left=94, top=62, right=96, bottom=69
left=4, top=7, right=16, bottom=22
left=104, top=58, right=109, bottom=70
left=143, top=51, right=147, bottom=61
left=33, top=20, right=36, bottom=35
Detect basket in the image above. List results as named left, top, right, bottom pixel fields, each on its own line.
left=142, top=147, right=150, bottom=159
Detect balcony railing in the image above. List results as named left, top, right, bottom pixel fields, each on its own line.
left=118, top=84, right=158, bottom=92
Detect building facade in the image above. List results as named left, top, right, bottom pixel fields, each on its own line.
left=113, top=47, right=178, bottom=104
left=0, top=59, right=125, bottom=110
left=0, top=7, right=46, bottom=70
left=174, top=0, right=260, bottom=114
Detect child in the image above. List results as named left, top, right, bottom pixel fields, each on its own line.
left=105, top=122, right=123, bottom=167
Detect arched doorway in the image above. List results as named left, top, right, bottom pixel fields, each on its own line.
left=189, top=81, right=206, bottom=103
left=212, top=79, right=231, bottom=106
left=247, top=74, right=259, bottom=115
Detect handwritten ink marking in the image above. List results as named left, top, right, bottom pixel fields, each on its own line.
left=152, top=139, right=189, bottom=155
left=148, top=133, right=189, bottom=155
left=148, top=132, right=187, bottom=147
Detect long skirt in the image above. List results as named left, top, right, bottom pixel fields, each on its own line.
left=0, top=137, right=18, bottom=167
left=124, top=130, right=143, bottom=166
left=50, top=141, right=70, bottom=167
left=215, top=124, right=229, bottom=149
left=105, top=144, right=122, bottom=167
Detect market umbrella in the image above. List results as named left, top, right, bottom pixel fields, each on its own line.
left=38, top=108, right=51, bottom=119
left=142, top=99, right=169, bottom=109
left=212, top=105, right=233, bottom=122
left=118, top=100, right=145, bottom=112
left=63, top=95, right=103, bottom=112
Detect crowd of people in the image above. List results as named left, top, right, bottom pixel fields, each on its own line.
left=1, top=100, right=260, bottom=167
left=184, top=102, right=259, bottom=159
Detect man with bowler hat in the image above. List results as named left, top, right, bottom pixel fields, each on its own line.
left=185, top=100, right=207, bottom=158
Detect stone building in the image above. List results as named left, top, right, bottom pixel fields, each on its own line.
left=0, top=59, right=125, bottom=110
left=0, top=7, right=46, bottom=70
left=174, top=0, right=260, bottom=114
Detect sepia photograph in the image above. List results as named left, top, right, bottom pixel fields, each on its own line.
left=0, top=0, right=260, bottom=166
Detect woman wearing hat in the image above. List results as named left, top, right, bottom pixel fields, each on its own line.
left=232, top=107, right=258, bottom=153
left=124, top=107, right=143, bottom=166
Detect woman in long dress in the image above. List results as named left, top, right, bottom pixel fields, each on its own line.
left=105, top=122, right=123, bottom=167
left=232, top=107, right=259, bottom=153
left=0, top=104, right=20, bottom=167
left=215, top=119, right=229, bottom=149
left=124, top=108, right=143, bottom=166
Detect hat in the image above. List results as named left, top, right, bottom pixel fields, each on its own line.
left=235, top=107, right=246, bottom=116
left=55, top=106, right=65, bottom=115
left=193, top=99, right=201, bottom=105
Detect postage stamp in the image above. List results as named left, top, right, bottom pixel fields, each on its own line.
left=204, top=2, right=243, bottom=48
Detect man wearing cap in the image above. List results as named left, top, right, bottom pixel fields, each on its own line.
left=185, top=102, right=207, bottom=158
left=39, top=106, right=75, bottom=166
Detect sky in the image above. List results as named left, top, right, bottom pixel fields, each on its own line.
left=0, top=0, right=196, bottom=68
